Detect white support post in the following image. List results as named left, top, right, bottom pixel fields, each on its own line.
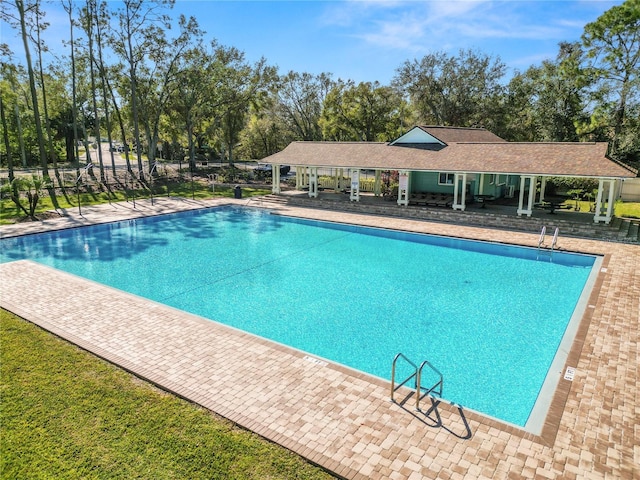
left=374, top=170, right=382, bottom=196
left=397, top=171, right=409, bottom=206
left=527, top=176, right=537, bottom=214
left=517, top=176, right=526, bottom=216
left=539, top=177, right=547, bottom=203
left=606, top=179, right=616, bottom=222
left=452, top=172, right=467, bottom=211
left=295, top=168, right=302, bottom=189
left=350, top=169, right=360, bottom=202
left=308, top=167, right=318, bottom=198
left=272, top=165, right=281, bottom=194
left=517, top=175, right=536, bottom=217
left=594, top=178, right=615, bottom=224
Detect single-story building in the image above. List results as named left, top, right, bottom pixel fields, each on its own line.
left=261, top=126, right=637, bottom=224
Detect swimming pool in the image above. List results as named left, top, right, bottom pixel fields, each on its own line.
left=0, top=206, right=598, bottom=428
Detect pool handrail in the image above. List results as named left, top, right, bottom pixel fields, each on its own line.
left=416, top=360, right=444, bottom=411
left=391, top=353, right=443, bottom=412
left=538, top=226, right=547, bottom=248
left=551, top=227, right=559, bottom=250
left=390, top=353, right=418, bottom=404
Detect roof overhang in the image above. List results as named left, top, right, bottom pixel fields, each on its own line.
left=263, top=141, right=636, bottom=179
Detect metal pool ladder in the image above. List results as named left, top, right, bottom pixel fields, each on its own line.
left=391, top=353, right=443, bottom=411
left=538, top=226, right=559, bottom=252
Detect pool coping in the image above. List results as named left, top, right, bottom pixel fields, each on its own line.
left=1, top=197, right=638, bottom=479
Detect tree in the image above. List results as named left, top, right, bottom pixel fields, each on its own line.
left=80, top=0, right=106, bottom=180
left=0, top=46, right=25, bottom=175
left=136, top=14, right=202, bottom=174
left=0, top=88, right=14, bottom=182
left=580, top=0, right=640, bottom=161
left=31, top=0, right=61, bottom=180
left=62, top=0, right=80, bottom=168
left=238, top=109, right=286, bottom=160
left=5, top=0, right=50, bottom=177
left=319, top=80, right=405, bottom=141
left=393, top=49, right=506, bottom=129
left=275, top=71, right=333, bottom=141
left=213, top=52, right=275, bottom=165
left=1, top=174, right=49, bottom=219
left=170, top=41, right=217, bottom=170
left=505, top=42, right=587, bottom=142
left=109, top=0, right=175, bottom=178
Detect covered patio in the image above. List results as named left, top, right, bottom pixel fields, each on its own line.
left=261, top=126, right=637, bottom=226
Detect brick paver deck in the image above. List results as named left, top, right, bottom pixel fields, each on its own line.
left=1, top=197, right=638, bottom=479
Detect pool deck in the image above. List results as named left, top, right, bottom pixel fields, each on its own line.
left=1, top=197, right=638, bottom=479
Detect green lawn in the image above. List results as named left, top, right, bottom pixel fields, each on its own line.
left=0, top=183, right=271, bottom=224
left=562, top=199, right=640, bottom=218
left=0, top=310, right=336, bottom=480
left=615, top=200, right=640, bottom=219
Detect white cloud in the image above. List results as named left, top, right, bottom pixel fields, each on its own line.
left=320, top=0, right=597, bottom=52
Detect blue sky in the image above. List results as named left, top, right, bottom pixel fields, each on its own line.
left=1, top=0, right=623, bottom=84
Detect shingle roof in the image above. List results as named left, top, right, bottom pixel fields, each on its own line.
left=416, top=126, right=507, bottom=143
left=265, top=140, right=636, bottom=179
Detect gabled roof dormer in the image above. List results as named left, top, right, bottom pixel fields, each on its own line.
left=389, top=126, right=507, bottom=147
left=389, top=126, right=446, bottom=146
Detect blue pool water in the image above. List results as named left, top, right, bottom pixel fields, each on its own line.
left=0, top=207, right=596, bottom=427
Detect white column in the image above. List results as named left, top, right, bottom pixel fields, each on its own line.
left=272, top=165, right=281, bottom=194
left=350, top=169, right=360, bottom=202
left=452, top=172, right=467, bottom=211
left=539, top=177, right=547, bottom=203
left=517, top=175, right=536, bottom=217
left=594, top=178, right=615, bottom=224
left=527, top=176, right=537, bottom=214
left=295, top=168, right=301, bottom=189
left=397, top=171, right=409, bottom=206
left=308, top=167, right=318, bottom=197
left=374, top=170, right=381, bottom=196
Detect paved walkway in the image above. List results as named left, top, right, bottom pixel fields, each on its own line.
left=1, top=197, right=638, bottom=479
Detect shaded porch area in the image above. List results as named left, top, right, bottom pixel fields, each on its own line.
left=265, top=188, right=640, bottom=244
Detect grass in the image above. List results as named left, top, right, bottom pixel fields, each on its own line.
left=0, top=309, right=336, bottom=480
left=0, top=182, right=271, bottom=224
left=560, top=199, right=640, bottom=219
left=614, top=200, right=640, bottom=219
left=534, top=195, right=640, bottom=219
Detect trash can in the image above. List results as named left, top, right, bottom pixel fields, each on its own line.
left=234, top=185, right=242, bottom=199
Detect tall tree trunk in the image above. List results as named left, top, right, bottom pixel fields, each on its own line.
left=0, top=96, right=14, bottom=182
left=63, top=0, right=80, bottom=170
left=86, top=0, right=105, bottom=182
left=11, top=89, right=27, bottom=167
left=34, top=4, right=59, bottom=181
left=103, top=73, right=132, bottom=173
left=16, top=0, right=49, bottom=178
left=95, top=18, right=117, bottom=177
left=124, top=6, right=144, bottom=178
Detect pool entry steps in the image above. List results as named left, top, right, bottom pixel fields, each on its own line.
left=390, top=353, right=444, bottom=411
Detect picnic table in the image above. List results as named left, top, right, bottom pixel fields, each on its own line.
left=474, top=194, right=495, bottom=208
left=534, top=201, right=572, bottom=214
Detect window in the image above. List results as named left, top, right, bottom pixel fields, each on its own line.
left=438, top=173, right=455, bottom=185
